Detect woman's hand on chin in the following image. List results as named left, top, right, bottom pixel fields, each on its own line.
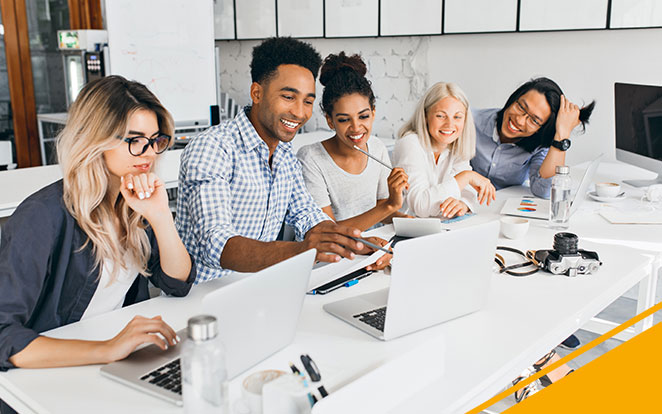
left=120, top=173, right=170, bottom=223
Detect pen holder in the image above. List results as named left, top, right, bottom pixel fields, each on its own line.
left=262, top=373, right=312, bottom=414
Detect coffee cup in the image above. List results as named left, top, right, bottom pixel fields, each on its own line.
left=595, top=182, right=621, bottom=198
left=262, top=374, right=311, bottom=414
left=240, top=369, right=287, bottom=414
left=500, top=217, right=529, bottom=240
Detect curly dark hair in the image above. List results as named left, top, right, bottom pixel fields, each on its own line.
left=319, top=52, right=375, bottom=116
left=496, top=77, right=596, bottom=152
left=250, top=37, right=322, bottom=84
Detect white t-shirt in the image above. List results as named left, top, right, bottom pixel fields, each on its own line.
left=297, top=138, right=390, bottom=222
left=81, top=259, right=138, bottom=320
left=392, top=133, right=476, bottom=218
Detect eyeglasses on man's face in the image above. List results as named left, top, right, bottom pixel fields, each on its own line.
left=512, top=100, right=544, bottom=130
left=122, top=134, right=171, bottom=156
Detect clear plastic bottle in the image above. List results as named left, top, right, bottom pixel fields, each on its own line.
left=549, top=165, right=572, bottom=229
left=181, top=315, right=229, bottom=414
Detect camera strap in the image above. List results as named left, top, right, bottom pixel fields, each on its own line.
left=494, top=246, right=540, bottom=277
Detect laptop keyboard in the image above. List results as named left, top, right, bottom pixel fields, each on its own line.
left=353, top=307, right=387, bottom=332
left=139, top=358, right=182, bottom=395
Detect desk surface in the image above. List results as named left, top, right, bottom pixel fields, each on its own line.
left=0, top=226, right=653, bottom=414
left=0, top=160, right=659, bottom=413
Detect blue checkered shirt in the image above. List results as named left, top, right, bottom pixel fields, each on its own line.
left=176, top=107, right=329, bottom=282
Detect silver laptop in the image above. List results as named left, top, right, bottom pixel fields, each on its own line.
left=500, top=154, right=603, bottom=220
left=392, top=217, right=445, bottom=237
left=100, top=249, right=316, bottom=405
left=324, top=220, right=498, bottom=341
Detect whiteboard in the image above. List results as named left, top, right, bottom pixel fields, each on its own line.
left=444, top=0, right=517, bottom=33
left=380, top=0, right=441, bottom=36
left=278, top=0, right=323, bottom=38
left=236, top=0, right=277, bottom=39
left=325, top=0, right=378, bottom=37
left=214, top=0, right=235, bottom=39
left=520, top=0, right=609, bottom=31
left=610, top=0, right=662, bottom=28
left=106, top=0, right=216, bottom=125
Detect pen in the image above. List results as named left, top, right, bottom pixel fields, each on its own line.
left=308, top=268, right=374, bottom=295
left=353, top=145, right=393, bottom=171
left=349, top=236, right=393, bottom=255
left=300, top=354, right=329, bottom=398
left=290, top=362, right=317, bottom=405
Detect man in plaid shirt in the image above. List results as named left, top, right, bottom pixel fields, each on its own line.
left=177, top=38, right=384, bottom=282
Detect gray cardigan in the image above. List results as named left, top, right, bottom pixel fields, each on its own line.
left=0, top=180, right=195, bottom=371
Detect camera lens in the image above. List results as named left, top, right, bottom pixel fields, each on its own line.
left=553, top=232, right=578, bottom=254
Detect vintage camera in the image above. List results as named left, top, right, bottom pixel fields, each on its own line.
left=534, top=232, right=601, bottom=277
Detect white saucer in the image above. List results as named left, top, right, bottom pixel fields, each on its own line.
left=587, top=191, right=626, bottom=203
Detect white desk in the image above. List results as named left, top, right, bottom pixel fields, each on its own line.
left=473, top=160, right=662, bottom=340
left=0, top=150, right=182, bottom=218
left=1, top=160, right=659, bottom=413
left=0, top=222, right=653, bottom=413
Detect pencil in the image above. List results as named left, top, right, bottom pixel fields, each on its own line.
left=353, top=145, right=393, bottom=171
left=349, top=236, right=393, bottom=255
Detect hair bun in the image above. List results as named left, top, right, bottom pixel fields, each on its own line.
left=319, top=52, right=367, bottom=86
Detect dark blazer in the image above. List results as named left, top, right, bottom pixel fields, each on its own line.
left=0, top=180, right=196, bottom=371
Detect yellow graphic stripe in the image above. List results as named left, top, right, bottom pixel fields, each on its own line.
left=466, top=299, right=662, bottom=414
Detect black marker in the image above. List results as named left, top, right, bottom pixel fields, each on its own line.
left=300, top=354, right=328, bottom=398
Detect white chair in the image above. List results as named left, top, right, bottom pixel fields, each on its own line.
left=0, top=141, right=15, bottom=169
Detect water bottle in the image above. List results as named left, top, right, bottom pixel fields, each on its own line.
left=550, top=165, right=572, bottom=229
left=181, top=315, right=229, bottom=414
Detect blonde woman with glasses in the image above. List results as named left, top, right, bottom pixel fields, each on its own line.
left=0, top=76, right=194, bottom=382
left=393, top=82, right=496, bottom=218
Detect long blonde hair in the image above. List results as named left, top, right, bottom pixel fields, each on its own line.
left=56, top=75, right=174, bottom=279
left=398, top=82, right=476, bottom=161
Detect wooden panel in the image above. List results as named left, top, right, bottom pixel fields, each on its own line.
left=1, top=0, right=41, bottom=167
left=68, top=0, right=103, bottom=29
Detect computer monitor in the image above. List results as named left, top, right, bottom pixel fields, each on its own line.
left=614, top=82, right=662, bottom=187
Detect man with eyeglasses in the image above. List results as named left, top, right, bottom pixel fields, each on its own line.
left=470, top=77, right=595, bottom=199
left=470, top=77, right=596, bottom=352
left=176, top=37, right=383, bottom=283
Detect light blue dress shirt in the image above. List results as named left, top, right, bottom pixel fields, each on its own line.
left=470, top=108, right=552, bottom=199
left=176, top=107, right=329, bottom=283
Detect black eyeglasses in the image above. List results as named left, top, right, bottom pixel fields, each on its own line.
left=121, top=134, right=171, bottom=156
left=513, top=100, right=543, bottom=129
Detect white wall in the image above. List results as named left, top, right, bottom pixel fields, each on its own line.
left=216, top=27, right=662, bottom=165
left=428, top=28, right=662, bottom=165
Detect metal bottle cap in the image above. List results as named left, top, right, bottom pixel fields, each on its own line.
left=187, top=315, right=218, bottom=341
left=555, top=165, right=570, bottom=175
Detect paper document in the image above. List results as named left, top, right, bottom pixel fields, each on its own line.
left=598, top=200, right=662, bottom=224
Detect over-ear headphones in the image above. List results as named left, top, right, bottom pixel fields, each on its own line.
left=645, top=184, right=662, bottom=203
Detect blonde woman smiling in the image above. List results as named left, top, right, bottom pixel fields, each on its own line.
left=0, top=76, right=194, bottom=380
left=393, top=82, right=495, bottom=218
